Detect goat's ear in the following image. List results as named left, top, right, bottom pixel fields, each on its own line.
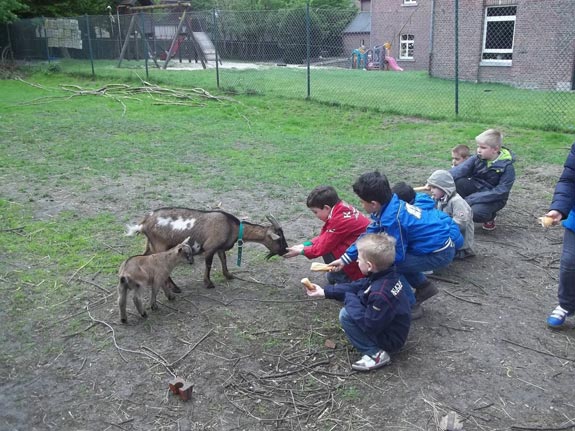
left=269, top=232, right=280, bottom=240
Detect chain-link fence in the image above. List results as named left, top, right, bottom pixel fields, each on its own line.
left=2, top=1, right=574, bottom=131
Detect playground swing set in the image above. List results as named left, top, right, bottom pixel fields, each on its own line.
left=117, top=2, right=220, bottom=70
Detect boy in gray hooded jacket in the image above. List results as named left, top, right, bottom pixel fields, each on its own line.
left=427, top=170, right=475, bottom=259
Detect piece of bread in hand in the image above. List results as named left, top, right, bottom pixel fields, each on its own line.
left=301, top=277, right=316, bottom=292
left=539, top=216, right=554, bottom=228
left=310, top=262, right=333, bottom=272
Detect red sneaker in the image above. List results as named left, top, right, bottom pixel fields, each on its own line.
left=482, top=219, right=496, bottom=231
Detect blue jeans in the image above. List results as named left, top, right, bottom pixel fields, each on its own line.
left=395, top=245, right=456, bottom=289
left=558, top=228, right=575, bottom=313
left=339, top=308, right=380, bottom=356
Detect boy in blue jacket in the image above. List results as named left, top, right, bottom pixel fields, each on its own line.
left=545, top=142, right=575, bottom=328
left=305, top=233, right=411, bottom=371
left=330, top=171, right=462, bottom=318
left=450, top=129, right=516, bottom=231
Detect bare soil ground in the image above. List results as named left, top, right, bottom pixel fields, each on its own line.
left=2, top=165, right=575, bottom=431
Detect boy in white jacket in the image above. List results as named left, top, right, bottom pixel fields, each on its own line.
left=427, top=170, right=475, bottom=259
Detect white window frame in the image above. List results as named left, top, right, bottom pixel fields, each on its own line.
left=399, top=34, right=414, bottom=60
left=481, top=6, right=516, bottom=66
left=403, top=0, right=417, bottom=5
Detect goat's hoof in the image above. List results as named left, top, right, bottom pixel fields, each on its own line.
left=172, top=285, right=182, bottom=293
left=141, top=312, right=148, bottom=318
left=121, top=318, right=127, bottom=324
left=151, top=303, right=158, bottom=311
left=205, top=283, right=215, bottom=289
left=224, top=273, right=234, bottom=280
left=167, top=294, right=176, bottom=301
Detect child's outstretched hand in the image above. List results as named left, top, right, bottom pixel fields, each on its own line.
left=301, top=278, right=325, bottom=298
left=284, top=244, right=304, bottom=258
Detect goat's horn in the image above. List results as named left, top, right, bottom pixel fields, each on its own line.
left=266, top=214, right=281, bottom=229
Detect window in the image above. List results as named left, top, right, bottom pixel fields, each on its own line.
left=481, top=6, right=516, bottom=65
left=403, top=0, right=417, bottom=5
left=399, top=34, right=414, bottom=60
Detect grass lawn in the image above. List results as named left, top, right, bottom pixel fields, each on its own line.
left=1, top=70, right=573, bottom=289
left=36, top=59, right=575, bottom=132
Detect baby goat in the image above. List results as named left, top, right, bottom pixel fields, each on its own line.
left=118, top=237, right=194, bottom=324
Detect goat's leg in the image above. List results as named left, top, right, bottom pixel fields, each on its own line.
left=218, top=250, right=234, bottom=280
left=150, top=283, right=160, bottom=310
left=118, top=281, right=129, bottom=324
left=161, top=279, right=176, bottom=301
left=166, top=276, right=182, bottom=293
left=133, top=288, right=147, bottom=318
left=204, top=253, right=215, bottom=289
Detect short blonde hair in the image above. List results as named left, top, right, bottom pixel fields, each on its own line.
left=357, top=233, right=396, bottom=271
left=475, top=129, right=503, bottom=149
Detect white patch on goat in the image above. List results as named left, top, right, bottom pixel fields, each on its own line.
left=157, top=217, right=196, bottom=231
left=125, top=224, right=142, bottom=236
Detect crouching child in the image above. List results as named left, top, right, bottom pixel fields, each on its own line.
left=305, top=233, right=411, bottom=371
left=426, top=170, right=475, bottom=259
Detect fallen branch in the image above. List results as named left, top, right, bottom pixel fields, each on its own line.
left=502, top=338, right=574, bottom=362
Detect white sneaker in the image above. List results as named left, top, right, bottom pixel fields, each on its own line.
left=351, top=350, right=391, bottom=371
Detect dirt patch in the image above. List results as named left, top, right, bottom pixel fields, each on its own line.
left=1, top=168, right=575, bottom=431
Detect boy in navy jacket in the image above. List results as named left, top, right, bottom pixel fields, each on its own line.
left=545, top=142, right=575, bottom=328
left=305, top=233, right=411, bottom=371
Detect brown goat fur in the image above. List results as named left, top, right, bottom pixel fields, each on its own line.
left=118, top=237, right=194, bottom=323
left=125, top=208, right=288, bottom=289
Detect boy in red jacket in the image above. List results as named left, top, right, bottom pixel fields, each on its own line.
left=284, top=185, right=370, bottom=283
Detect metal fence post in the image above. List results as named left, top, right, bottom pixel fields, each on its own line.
left=454, top=0, right=459, bottom=116
left=212, top=9, right=220, bottom=88
left=85, top=15, right=95, bottom=78
left=43, top=17, right=50, bottom=63
left=139, top=12, right=149, bottom=80
left=306, top=1, right=311, bottom=99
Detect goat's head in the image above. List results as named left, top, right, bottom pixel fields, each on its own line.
left=178, top=236, right=196, bottom=265
left=264, top=214, right=289, bottom=259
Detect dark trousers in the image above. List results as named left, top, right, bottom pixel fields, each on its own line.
left=454, top=177, right=506, bottom=223
left=558, top=228, right=575, bottom=313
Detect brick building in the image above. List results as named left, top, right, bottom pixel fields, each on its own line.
left=431, top=0, right=574, bottom=90
left=369, top=0, right=433, bottom=71
left=362, top=0, right=574, bottom=89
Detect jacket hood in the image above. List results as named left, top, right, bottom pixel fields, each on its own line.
left=427, top=170, right=456, bottom=197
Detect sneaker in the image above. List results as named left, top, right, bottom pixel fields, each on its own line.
left=454, top=249, right=476, bottom=260
left=547, top=305, right=573, bottom=328
left=411, top=303, right=424, bottom=320
left=352, top=350, right=391, bottom=371
left=482, top=219, right=496, bottom=231
left=415, top=281, right=439, bottom=304
left=422, top=270, right=434, bottom=275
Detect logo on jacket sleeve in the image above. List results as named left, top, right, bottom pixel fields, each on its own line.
left=391, top=280, right=403, bottom=296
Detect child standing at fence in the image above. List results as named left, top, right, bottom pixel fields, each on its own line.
left=304, top=233, right=411, bottom=371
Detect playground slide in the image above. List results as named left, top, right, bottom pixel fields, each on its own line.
left=386, top=56, right=403, bottom=71
left=191, top=31, right=217, bottom=63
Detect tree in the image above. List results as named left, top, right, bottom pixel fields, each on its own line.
left=0, top=0, right=27, bottom=23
